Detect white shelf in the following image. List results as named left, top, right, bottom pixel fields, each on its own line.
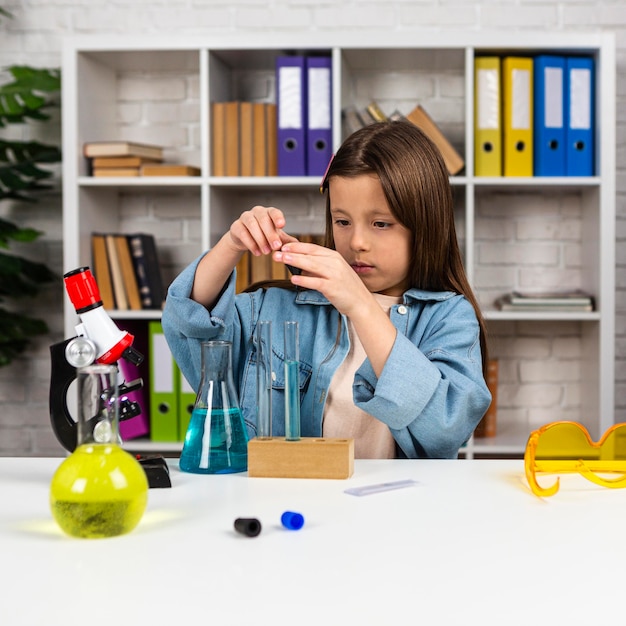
left=485, top=311, right=601, bottom=322
left=62, top=33, right=616, bottom=457
left=464, top=422, right=533, bottom=457
left=122, top=439, right=182, bottom=454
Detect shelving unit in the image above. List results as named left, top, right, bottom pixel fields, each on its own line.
left=62, top=32, right=615, bottom=458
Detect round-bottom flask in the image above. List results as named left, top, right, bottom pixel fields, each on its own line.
left=50, top=364, right=148, bottom=538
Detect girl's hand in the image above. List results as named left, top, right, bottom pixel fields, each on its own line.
left=228, top=206, right=298, bottom=256
left=274, top=241, right=374, bottom=317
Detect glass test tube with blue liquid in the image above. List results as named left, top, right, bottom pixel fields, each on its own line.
left=256, top=321, right=272, bottom=438
left=284, top=321, right=301, bottom=441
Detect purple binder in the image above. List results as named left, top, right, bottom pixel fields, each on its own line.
left=276, top=55, right=307, bottom=176
left=116, top=319, right=150, bottom=441
left=306, top=56, right=333, bottom=177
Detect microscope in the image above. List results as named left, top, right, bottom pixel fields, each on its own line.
left=49, top=267, right=170, bottom=487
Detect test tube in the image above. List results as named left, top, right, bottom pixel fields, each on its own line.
left=256, top=320, right=272, bottom=439
left=284, top=321, right=300, bottom=441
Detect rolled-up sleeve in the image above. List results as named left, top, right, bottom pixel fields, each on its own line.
left=161, top=254, right=237, bottom=391
left=353, top=297, right=491, bottom=459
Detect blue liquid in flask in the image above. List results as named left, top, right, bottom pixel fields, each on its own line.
left=179, top=407, right=248, bottom=474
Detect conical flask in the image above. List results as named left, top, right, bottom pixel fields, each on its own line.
left=179, top=340, right=248, bottom=474
left=49, top=364, right=148, bottom=538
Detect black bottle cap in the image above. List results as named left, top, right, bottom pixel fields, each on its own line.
left=234, top=517, right=262, bottom=537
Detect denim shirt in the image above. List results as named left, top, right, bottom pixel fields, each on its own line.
left=162, top=254, right=491, bottom=459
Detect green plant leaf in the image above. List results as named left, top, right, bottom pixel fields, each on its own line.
left=0, top=66, right=60, bottom=127
left=0, top=140, right=61, bottom=200
left=0, top=307, right=48, bottom=367
left=1, top=227, right=42, bottom=244
left=0, top=65, right=59, bottom=366
left=0, top=252, right=54, bottom=297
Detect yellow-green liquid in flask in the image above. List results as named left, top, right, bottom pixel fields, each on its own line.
left=50, top=444, right=148, bottom=539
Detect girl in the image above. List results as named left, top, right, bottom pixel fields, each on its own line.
left=162, top=121, right=491, bottom=459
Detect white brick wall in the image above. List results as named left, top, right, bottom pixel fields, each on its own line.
left=0, top=0, right=624, bottom=456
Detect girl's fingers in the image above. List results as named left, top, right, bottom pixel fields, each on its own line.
left=233, top=206, right=293, bottom=256
left=274, top=242, right=335, bottom=275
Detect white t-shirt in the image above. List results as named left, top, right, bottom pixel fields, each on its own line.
left=322, top=293, right=402, bottom=459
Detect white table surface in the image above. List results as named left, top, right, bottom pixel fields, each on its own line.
left=1, top=457, right=624, bottom=625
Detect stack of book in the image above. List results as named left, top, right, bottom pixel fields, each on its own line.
left=211, top=102, right=278, bottom=176
left=84, top=141, right=201, bottom=177
left=341, top=101, right=465, bottom=176
left=91, top=232, right=166, bottom=311
left=495, top=290, right=595, bottom=313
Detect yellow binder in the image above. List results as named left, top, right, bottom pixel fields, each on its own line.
left=502, top=57, right=533, bottom=176
left=474, top=57, right=502, bottom=177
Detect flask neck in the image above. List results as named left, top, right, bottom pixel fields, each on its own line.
left=200, top=341, right=231, bottom=374
left=196, top=341, right=239, bottom=411
left=76, top=363, right=120, bottom=446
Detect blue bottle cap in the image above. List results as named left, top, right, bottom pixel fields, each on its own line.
left=234, top=517, right=262, bottom=537
left=280, top=511, right=304, bottom=530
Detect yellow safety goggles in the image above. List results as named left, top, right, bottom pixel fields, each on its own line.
left=524, top=421, right=626, bottom=497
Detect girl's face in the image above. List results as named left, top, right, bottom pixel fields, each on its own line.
left=329, top=174, right=411, bottom=296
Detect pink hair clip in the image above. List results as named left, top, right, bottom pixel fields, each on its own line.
left=319, top=153, right=335, bottom=194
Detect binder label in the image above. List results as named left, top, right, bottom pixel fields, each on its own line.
left=477, top=68, right=499, bottom=129
left=512, top=69, right=531, bottom=130
left=544, top=67, right=563, bottom=128
left=308, top=67, right=331, bottom=129
left=278, top=67, right=303, bottom=128
left=153, top=333, right=174, bottom=392
left=570, top=68, right=591, bottom=129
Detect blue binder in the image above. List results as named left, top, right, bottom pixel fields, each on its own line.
left=533, top=55, right=566, bottom=176
left=276, top=56, right=307, bottom=176
left=565, top=56, right=594, bottom=176
left=305, top=56, right=333, bottom=177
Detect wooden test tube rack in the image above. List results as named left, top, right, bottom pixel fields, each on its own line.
left=247, top=437, right=354, bottom=479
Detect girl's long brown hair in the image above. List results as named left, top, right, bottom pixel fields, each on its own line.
left=321, top=120, right=488, bottom=372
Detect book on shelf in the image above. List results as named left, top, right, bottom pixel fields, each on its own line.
left=113, top=234, right=142, bottom=311
left=90, top=232, right=166, bottom=310
left=404, top=105, right=465, bottom=175
left=140, top=164, right=201, bottom=177
left=224, top=101, right=240, bottom=177
left=211, top=101, right=227, bottom=176
left=211, top=101, right=278, bottom=177
left=92, top=156, right=161, bottom=168
left=342, top=106, right=366, bottom=136
left=253, top=102, right=267, bottom=177
left=508, top=289, right=594, bottom=307
left=92, top=167, right=140, bottom=177
left=266, top=103, right=278, bottom=176
left=365, top=101, right=387, bottom=123
left=240, top=101, right=254, bottom=177
left=495, top=290, right=594, bottom=312
left=105, top=234, right=129, bottom=310
left=340, top=101, right=464, bottom=176
left=83, top=141, right=164, bottom=161
left=127, top=233, right=166, bottom=310
left=91, top=233, right=115, bottom=310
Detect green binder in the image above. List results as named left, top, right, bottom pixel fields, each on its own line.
left=148, top=321, right=179, bottom=442
left=178, top=369, right=196, bottom=441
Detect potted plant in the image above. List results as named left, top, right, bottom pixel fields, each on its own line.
left=0, top=63, right=61, bottom=366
